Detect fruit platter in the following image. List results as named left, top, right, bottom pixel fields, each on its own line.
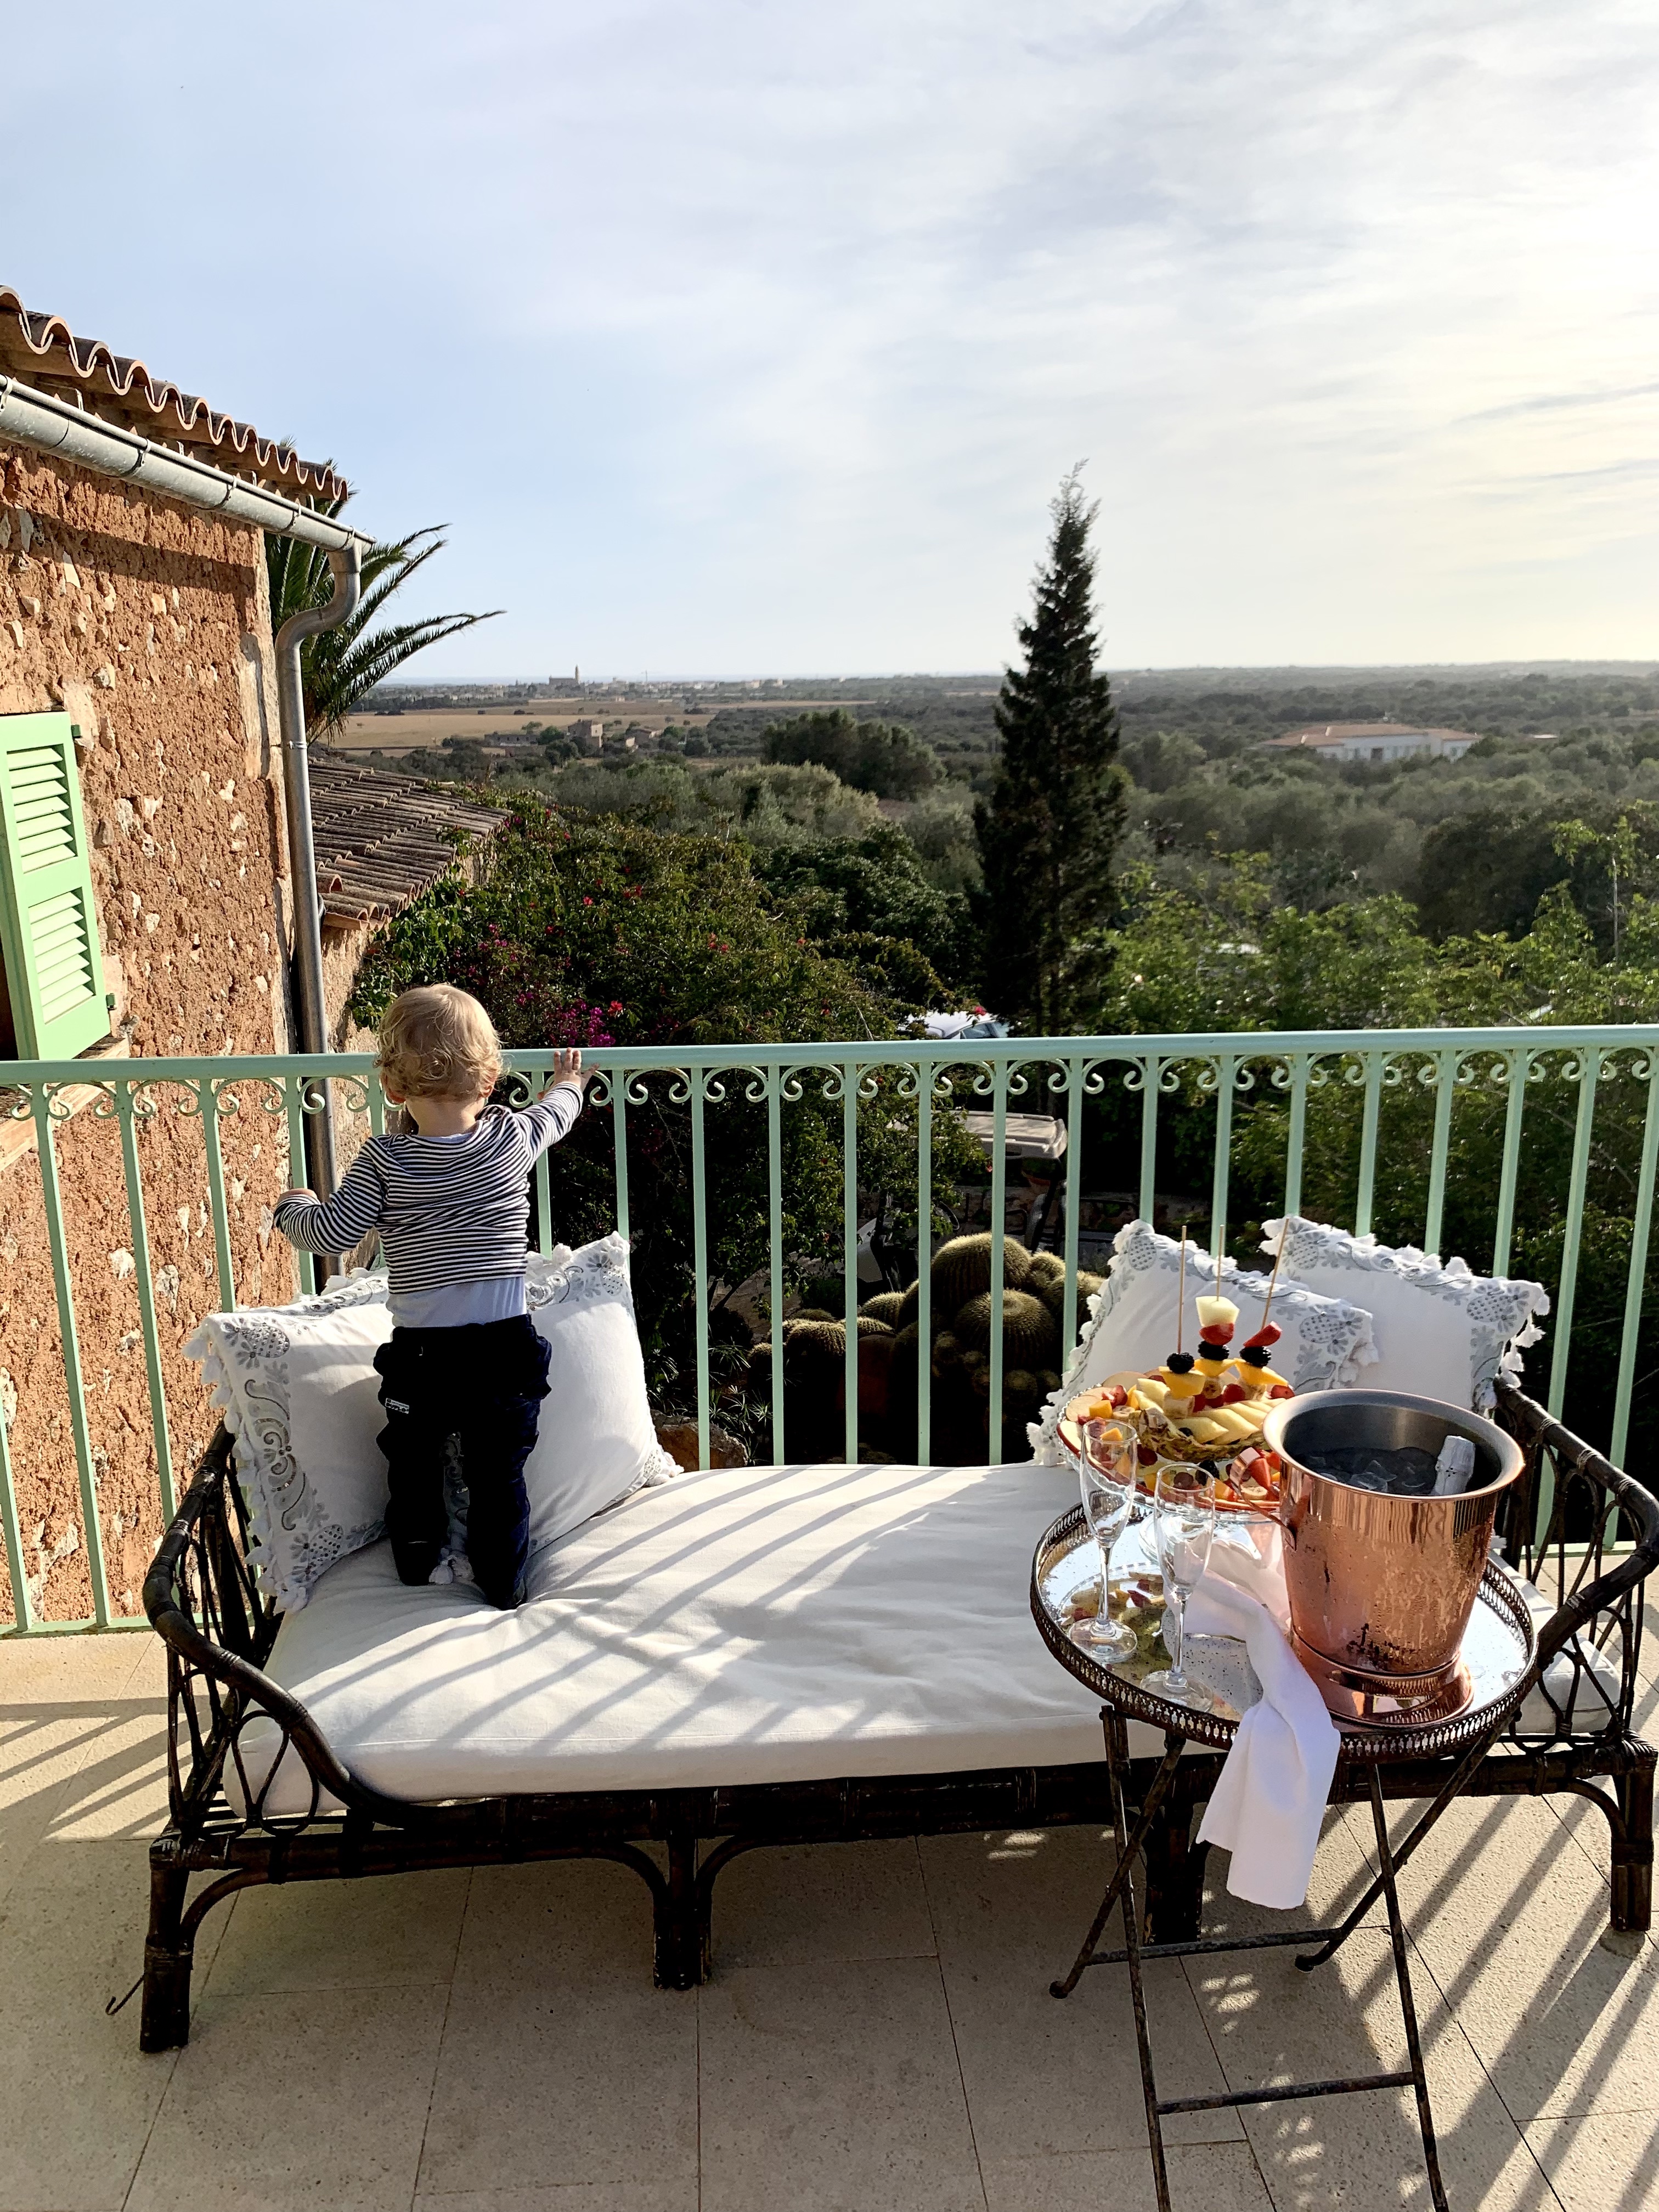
left=1056, top=1264, right=1296, bottom=1513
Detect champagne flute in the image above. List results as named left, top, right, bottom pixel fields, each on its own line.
left=1075, top=1419, right=1137, bottom=1660
left=1143, top=1463, right=1217, bottom=1709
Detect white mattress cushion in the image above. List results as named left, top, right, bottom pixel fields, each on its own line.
left=1498, top=1565, right=1623, bottom=1737
left=238, top=1459, right=1124, bottom=1816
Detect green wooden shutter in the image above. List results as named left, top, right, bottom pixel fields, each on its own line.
left=0, top=713, right=109, bottom=1060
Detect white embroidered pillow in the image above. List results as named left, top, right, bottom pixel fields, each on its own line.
left=521, top=1232, right=679, bottom=1555
left=1029, top=1218, right=1377, bottom=1465
left=186, top=1273, right=397, bottom=1613
left=187, top=1235, right=674, bottom=1610
left=1260, top=1217, right=1548, bottom=1410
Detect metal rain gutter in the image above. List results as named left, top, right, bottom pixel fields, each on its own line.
left=0, top=375, right=373, bottom=551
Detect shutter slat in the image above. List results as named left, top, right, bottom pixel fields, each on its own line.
left=9, top=747, right=77, bottom=870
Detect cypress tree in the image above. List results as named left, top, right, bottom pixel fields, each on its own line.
left=975, top=468, right=1125, bottom=1032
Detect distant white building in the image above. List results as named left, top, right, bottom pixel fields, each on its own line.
left=1263, top=722, right=1477, bottom=763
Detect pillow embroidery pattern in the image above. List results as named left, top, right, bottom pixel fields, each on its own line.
left=186, top=1272, right=392, bottom=1611
left=1261, top=1216, right=1549, bottom=1407
left=1028, top=1219, right=1377, bottom=1465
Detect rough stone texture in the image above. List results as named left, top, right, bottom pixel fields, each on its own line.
left=0, top=442, right=296, bottom=1622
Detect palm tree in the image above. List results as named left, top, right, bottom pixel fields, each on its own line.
left=266, top=499, right=503, bottom=738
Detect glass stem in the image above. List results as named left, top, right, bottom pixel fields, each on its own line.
left=1167, top=1588, right=1186, bottom=1682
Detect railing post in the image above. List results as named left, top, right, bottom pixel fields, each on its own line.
left=916, top=1058, right=934, bottom=1463
left=1355, top=1053, right=1384, bottom=1238
left=989, top=1058, right=1008, bottom=1463
left=1283, top=1052, right=1310, bottom=1223
left=1062, top=1057, right=1085, bottom=1362
left=0, top=1352, right=31, bottom=1630
left=611, top=1068, right=631, bottom=1248
left=1423, top=1047, right=1459, bottom=1261
left=1491, top=1048, right=1532, bottom=1277
left=763, top=1069, right=784, bottom=1466
left=31, top=1090, right=110, bottom=1626
left=1548, top=1046, right=1603, bottom=1420
left=689, top=1067, right=711, bottom=1471
left=1610, top=1049, right=1659, bottom=1470
left=199, top=1079, right=238, bottom=1311
left=1137, top=1054, right=1161, bottom=1222
left=1209, top=1054, right=1237, bottom=1266
left=843, top=1060, right=860, bottom=1468
left=114, top=1078, right=176, bottom=1525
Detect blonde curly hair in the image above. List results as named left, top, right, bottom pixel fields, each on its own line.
left=375, top=985, right=502, bottom=1102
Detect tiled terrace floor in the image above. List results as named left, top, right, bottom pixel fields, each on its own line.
left=1, top=1630, right=1655, bottom=2212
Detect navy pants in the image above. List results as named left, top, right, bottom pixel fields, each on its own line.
left=372, top=1315, right=551, bottom=1610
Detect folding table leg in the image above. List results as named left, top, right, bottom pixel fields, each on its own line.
left=1366, top=1767, right=1449, bottom=2212
left=1049, top=1719, right=1184, bottom=2001
left=1107, top=1713, right=1173, bottom=2212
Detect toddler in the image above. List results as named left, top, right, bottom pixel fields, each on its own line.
left=273, top=985, right=589, bottom=1609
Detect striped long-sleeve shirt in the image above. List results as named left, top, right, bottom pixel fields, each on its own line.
left=272, top=1086, right=583, bottom=1326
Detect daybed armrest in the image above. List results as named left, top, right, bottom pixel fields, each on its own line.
left=143, top=1427, right=444, bottom=1839
left=1492, top=1380, right=1659, bottom=1742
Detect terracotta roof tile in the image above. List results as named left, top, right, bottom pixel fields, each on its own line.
left=308, top=758, right=509, bottom=929
left=0, top=283, right=347, bottom=503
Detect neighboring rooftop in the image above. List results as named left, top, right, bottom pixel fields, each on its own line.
left=308, top=758, right=510, bottom=929
left=1265, top=721, right=1477, bottom=759
left=0, top=282, right=347, bottom=502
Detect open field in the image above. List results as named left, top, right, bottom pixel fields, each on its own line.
left=335, top=697, right=889, bottom=753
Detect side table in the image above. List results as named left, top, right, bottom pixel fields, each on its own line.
left=1032, top=1503, right=1537, bottom=2212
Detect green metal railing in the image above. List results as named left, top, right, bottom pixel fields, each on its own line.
left=2, top=1023, right=1656, bottom=1635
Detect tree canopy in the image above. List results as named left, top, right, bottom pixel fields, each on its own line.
left=975, top=469, right=1126, bottom=1031
left=763, top=709, right=942, bottom=799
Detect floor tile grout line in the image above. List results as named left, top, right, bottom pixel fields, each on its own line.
left=915, top=1831, right=990, bottom=2212
left=411, top=1864, right=473, bottom=2210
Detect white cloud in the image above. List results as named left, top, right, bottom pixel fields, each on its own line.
left=5, top=0, right=1655, bottom=670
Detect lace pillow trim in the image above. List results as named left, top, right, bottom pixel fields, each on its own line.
left=1261, top=1216, right=1549, bottom=1407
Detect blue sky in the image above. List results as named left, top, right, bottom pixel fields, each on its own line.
left=6, top=2, right=1656, bottom=675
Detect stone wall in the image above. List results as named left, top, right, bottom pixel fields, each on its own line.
left=0, top=442, right=298, bottom=1621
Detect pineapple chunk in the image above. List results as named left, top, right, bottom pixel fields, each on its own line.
left=1178, top=1414, right=1229, bottom=1442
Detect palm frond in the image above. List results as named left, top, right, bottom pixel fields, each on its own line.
left=266, top=505, right=504, bottom=735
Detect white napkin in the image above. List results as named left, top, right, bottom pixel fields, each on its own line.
left=1186, top=1533, right=1341, bottom=1909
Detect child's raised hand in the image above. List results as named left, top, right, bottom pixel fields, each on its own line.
left=545, top=1049, right=590, bottom=1093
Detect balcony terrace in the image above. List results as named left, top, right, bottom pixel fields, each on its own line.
left=0, top=1025, right=1655, bottom=2210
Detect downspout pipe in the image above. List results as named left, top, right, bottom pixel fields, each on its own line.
left=275, top=546, right=362, bottom=1201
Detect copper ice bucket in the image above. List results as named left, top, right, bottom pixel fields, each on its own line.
left=1260, top=1390, right=1525, bottom=1726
